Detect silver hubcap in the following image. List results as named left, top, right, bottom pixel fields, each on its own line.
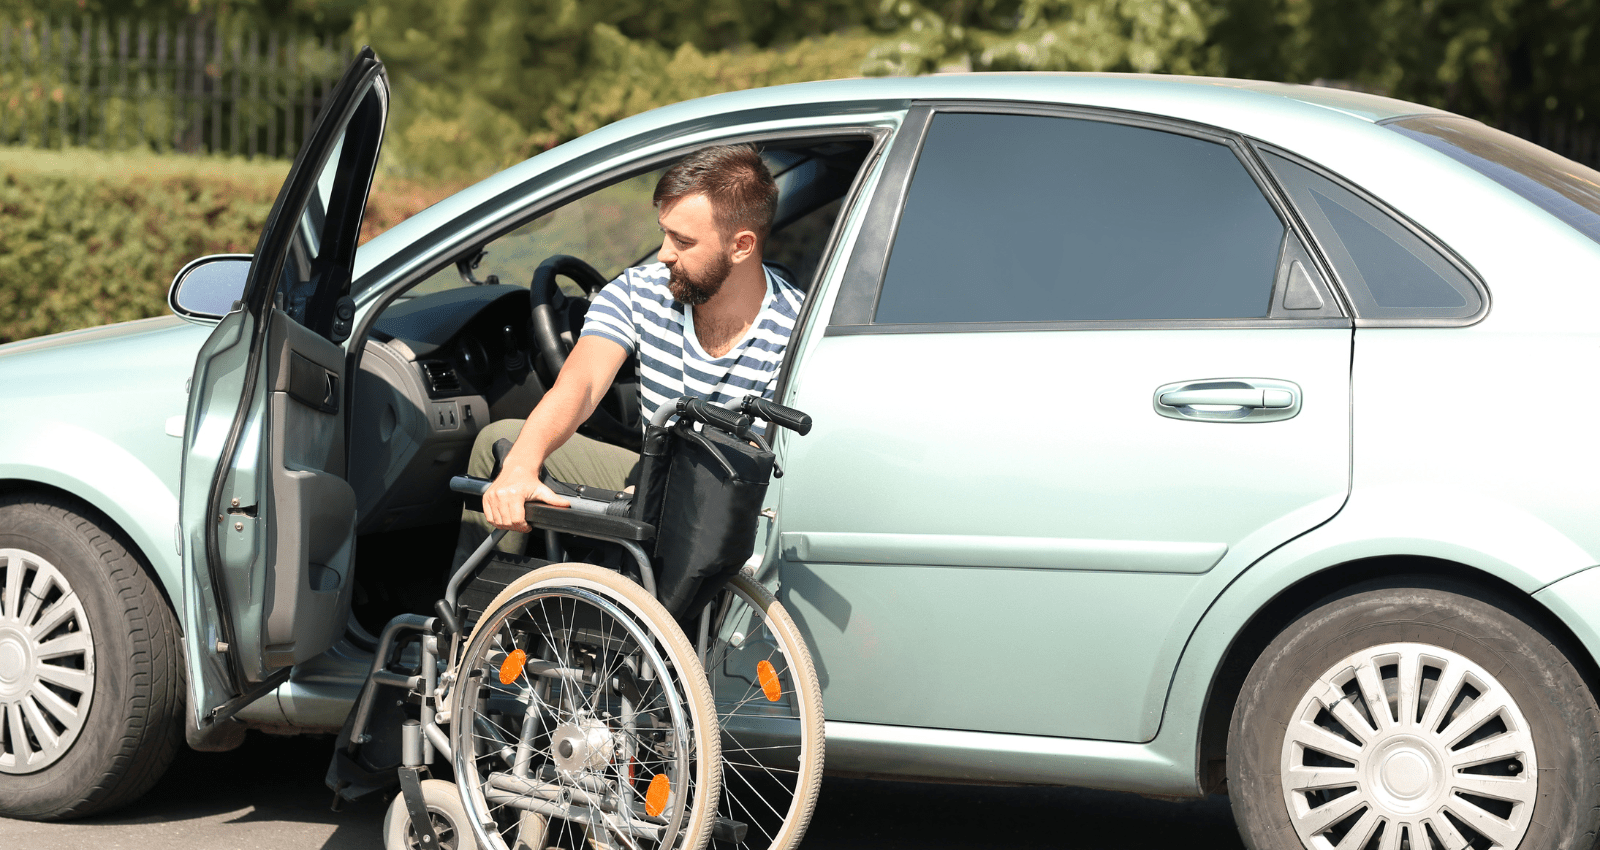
left=0, top=548, right=96, bottom=775
left=1279, top=642, right=1537, bottom=849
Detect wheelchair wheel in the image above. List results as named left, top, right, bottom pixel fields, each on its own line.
left=452, top=563, right=720, bottom=850
left=703, top=574, right=825, bottom=850
left=383, top=778, right=478, bottom=850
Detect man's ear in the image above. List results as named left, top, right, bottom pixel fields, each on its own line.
left=729, top=230, right=758, bottom=264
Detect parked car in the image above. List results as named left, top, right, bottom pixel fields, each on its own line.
left=4, top=50, right=1600, bottom=849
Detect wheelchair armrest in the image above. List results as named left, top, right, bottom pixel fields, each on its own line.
left=525, top=503, right=655, bottom=542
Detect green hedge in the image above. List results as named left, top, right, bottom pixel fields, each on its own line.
left=0, top=148, right=460, bottom=344
left=0, top=149, right=286, bottom=343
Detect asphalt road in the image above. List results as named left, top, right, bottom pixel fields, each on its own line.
left=0, top=733, right=1247, bottom=849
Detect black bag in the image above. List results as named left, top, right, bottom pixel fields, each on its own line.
left=637, top=422, right=774, bottom=619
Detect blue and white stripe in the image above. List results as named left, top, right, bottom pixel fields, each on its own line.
left=580, top=262, right=803, bottom=433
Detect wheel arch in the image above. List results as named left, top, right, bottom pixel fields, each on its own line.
left=0, top=475, right=182, bottom=633
left=1192, top=554, right=1600, bottom=793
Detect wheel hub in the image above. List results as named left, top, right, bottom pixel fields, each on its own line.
left=551, top=717, right=615, bottom=774
left=0, top=630, right=28, bottom=697
left=1367, top=735, right=1443, bottom=814
left=1279, top=642, right=1538, bottom=849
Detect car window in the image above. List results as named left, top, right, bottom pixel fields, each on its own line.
left=406, top=169, right=666, bottom=299
left=1261, top=151, right=1482, bottom=320
left=872, top=112, right=1285, bottom=324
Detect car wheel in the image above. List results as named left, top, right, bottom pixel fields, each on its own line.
left=0, top=495, right=183, bottom=819
left=1228, top=583, right=1600, bottom=850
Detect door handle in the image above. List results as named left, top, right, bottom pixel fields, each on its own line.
left=1157, top=388, right=1294, bottom=409
left=1153, top=379, right=1302, bottom=423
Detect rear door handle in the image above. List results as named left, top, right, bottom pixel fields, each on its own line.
left=1158, top=388, right=1294, bottom=409
left=1153, top=379, right=1302, bottom=423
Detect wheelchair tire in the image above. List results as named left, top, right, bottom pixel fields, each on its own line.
left=703, top=573, right=825, bottom=850
left=452, top=563, right=720, bottom=850
left=383, top=777, right=478, bottom=850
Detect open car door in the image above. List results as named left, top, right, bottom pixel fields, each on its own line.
left=178, top=49, right=387, bottom=742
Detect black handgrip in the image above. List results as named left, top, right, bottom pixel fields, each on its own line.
left=679, top=398, right=752, bottom=435
left=741, top=397, right=813, bottom=436
left=450, top=475, right=491, bottom=497
left=433, top=599, right=462, bottom=638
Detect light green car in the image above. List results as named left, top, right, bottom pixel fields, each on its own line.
left=4, top=50, right=1600, bottom=850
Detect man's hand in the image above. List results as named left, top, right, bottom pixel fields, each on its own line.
left=483, top=466, right=571, bottom=533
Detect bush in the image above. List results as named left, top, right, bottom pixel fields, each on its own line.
left=0, top=147, right=459, bottom=343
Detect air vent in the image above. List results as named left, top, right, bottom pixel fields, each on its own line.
left=420, top=361, right=461, bottom=395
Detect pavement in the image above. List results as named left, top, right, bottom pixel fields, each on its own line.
left=0, top=732, right=1246, bottom=849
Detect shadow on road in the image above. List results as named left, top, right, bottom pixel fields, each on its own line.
left=0, top=731, right=1246, bottom=850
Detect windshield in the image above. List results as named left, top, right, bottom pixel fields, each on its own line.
left=1387, top=115, right=1600, bottom=247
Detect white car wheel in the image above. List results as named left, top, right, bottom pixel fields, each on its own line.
left=1229, top=583, right=1600, bottom=850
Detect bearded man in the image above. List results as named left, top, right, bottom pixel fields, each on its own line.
left=459, top=143, right=801, bottom=555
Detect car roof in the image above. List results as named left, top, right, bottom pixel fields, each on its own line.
left=356, top=73, right=1449, bottom=286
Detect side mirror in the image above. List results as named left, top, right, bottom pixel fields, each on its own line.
left=169, top=255, right=252, bottom=322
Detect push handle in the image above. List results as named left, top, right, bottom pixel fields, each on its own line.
left=741, top=396, right=813, bottom=435
left=679, top=398, right=753, bottom=434
left=449, top=475, right=492, bottom=496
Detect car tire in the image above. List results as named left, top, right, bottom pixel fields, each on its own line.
left=0, top=495, right=183, bottom=820
left=1228, top=582, right=1600, bottom=850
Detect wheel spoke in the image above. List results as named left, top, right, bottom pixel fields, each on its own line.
left=1353, top=661, right=1394, bottom=731
left=26, top=594, right=81, bottom=642
left=1335, top=807, right=1380, bottom=850
left=1289, top=720, right=1365, bottom=763
left=7, top=701, right=34, bottom=764
left=1448, top=732, right=1528, bottom=769
left=27, top=680, right=80, bottom=724
left=1329, top=698, right=1376, bottom=743
left=19, top=694, right=61, bottom=755
left=1449, top=773, right=1535, bottom=806
left=1293, top=785, right=1368, bottom=835
left=1376, top=819, right=1405, bottom=850
left=1418, top=660, right=1468, bottom=734
left=1394, top=651, right=1422, bottom=730
left=1442, top=795, right=1522, bottom=848
left=33, top=629, right=90, bottom=661
left=1284, top=764, right=1357, bottom=793
left=1436, top=693, right=1504, bottom=750
left=1427, top=813, right=1469, bottom=849
left=33, top=662, right=91, bottom=694
left=1, top=554, right=24, bottom=620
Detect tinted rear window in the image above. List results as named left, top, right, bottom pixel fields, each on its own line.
left=1388, top=115, right=1600, bottom=247
left=873, top=112, right=1284, bottom=324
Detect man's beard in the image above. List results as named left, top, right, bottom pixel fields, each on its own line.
left=668, top=252, right=732, bottom=307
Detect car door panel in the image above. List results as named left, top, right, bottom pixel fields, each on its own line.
left=779, top=327, right=1351, bottom=743
left=260, top=310, right=356, bottom=669
left=178, top=49, right=385, bottom=731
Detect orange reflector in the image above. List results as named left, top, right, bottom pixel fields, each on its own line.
left=499, top=649, right=527, bottom=685
left=757, top=660, right=782, bottom=702
left=645, top=774, right=670, bottom=817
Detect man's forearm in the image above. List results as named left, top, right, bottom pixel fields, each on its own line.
left=500, top=377, right=602, bottom=476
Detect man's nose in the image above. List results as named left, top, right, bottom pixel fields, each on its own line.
left=657, top=237, right=676, bottom=265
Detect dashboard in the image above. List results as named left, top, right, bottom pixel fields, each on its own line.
left=348, top=284, right=545, bottom=535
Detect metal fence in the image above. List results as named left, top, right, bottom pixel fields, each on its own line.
left=0, top=16, right=349, bottom=159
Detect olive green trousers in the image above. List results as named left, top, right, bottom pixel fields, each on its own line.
left=452, top=418, right=639, bottom=568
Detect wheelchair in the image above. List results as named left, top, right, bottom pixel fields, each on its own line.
left=331, top=395, right=824, bottom=850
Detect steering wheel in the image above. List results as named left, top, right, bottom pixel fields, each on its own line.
left=529, top=255, right=642, bottom=450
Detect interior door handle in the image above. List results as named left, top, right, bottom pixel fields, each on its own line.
left=1153, top=379, right=1302, bottom=423
left=1158, top=388, right=1294, bottom=409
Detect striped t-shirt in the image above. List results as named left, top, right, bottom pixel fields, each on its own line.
left=580, top=262, right=804, bottom=432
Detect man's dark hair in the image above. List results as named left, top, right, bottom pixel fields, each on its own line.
left=653, top=144, right=778, bottom=243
